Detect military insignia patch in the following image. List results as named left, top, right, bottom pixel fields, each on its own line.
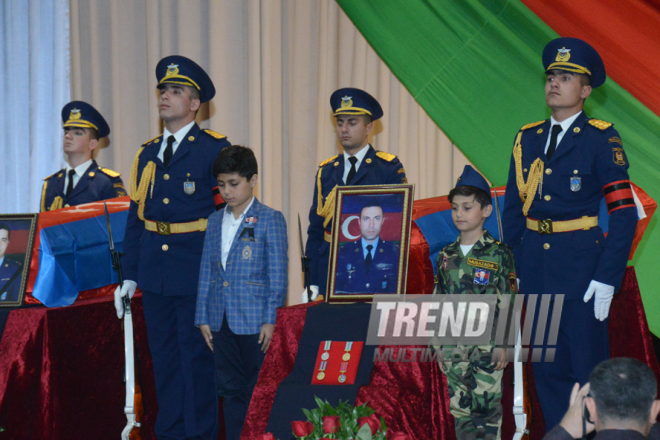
left=442, top=256, right=448, bottom=271
left=556, top=47, right=571, bottom=62
left=609, top=137, right=622, bottom=145
left=340, top=95, right=353, bottom=108
left=509, top=273, right=517, bottom=291
left=466, top=258, right=499, bottom=271
left=570, top=176, right=581, bottom=192
left=184, top=180, right=195, bottom=195
left=474, top=269, right=490, bottom=285
left=612, top=147, right=626, bottom=166
left=242, top=245, right=252, bottom=259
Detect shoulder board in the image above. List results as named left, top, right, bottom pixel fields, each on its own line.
left=43, top=169, right=64, bottom=180
left=376, top=151, right=397, bottom=162
left=588, top=119, right=613, bottom=130
left=319, top=155, right=339, bottom=167
left=142, top=135, right=161, bottom=146
left=519, top=120, right=545, bottom=131
left=203, top=129, right=227, bottom=139
left=98, top=167, right=121, bottom=178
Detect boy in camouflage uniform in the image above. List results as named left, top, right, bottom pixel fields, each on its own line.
left=434, top=165, right=517, bottom=440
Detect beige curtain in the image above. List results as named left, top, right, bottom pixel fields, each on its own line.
left=70, top=0, right=471, bottom=305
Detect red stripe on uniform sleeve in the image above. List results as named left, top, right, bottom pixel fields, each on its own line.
left=604, top=188, right=633, bottom=206
left=213, top=187, right=224, bottom=211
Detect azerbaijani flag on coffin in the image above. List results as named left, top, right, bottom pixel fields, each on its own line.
left=29, top=197, right=130, bottom=307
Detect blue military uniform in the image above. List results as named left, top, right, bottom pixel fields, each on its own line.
left=335, top=239, right=399, bottom=293
left=306, top=88, right=407, bottom=296
left=502, top=38, right=638, bottom=431
left=122, top=56, right=230, bottom=440
left=0, top=258, right=22, bottom=302
left=40, top=161, right=126, bottom=211
left=40, top=101, right=125, bottom=211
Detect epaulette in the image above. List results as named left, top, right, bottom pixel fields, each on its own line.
left=143, top=135, right=161, bottom=146
left=98, top=167, right=121, bottom=178
left=376, top=151, right=396, bottom=162
left=519, top=120, right=545, bottom=131
left=203, top=129, right=227, bottom=139
left=319, top=155, right=339, bottom=167
left=588, top=119, right=613, bottom=130
left=43, top=169, right=64, bottom=180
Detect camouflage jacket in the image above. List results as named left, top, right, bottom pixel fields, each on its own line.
left=434, top=230, right=517, bottom=326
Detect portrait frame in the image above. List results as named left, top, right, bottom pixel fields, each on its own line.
left=326, top=184, right=414, bottom=303
left=0, top=214, right=38, bottom=308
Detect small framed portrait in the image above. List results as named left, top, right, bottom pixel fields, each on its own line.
left=0, top=214, right=38, bottom=307
left=326, top=184, right=414, bottom=303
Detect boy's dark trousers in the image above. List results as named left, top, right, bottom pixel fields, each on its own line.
left=213, top=313, right=266, bottom=440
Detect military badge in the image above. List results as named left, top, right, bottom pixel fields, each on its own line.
left=382, top=281, right=387, bottom=290
left=442, top=256, right=448, bottom=271
left=346, top=264, right=355, bottom=279
left=612, top=147, right=626, bottom=166
left=340, top=95, right=353, bottom=108
left=555, top=47, right=571, bottom=62
left=608, top=137, right=622, bottom=145
left=242, top=245, right=252, bottom=260
left=509, top=273, right=517, bottom=291
left=184, top=180, right=195, bottom=195
left=474, top=269, right=490, bottom=285
left=570, top=176, right=581, bottom=192
left=69, top=108, right=81, bottom=120
left=165, top=63, right=179, bottom=77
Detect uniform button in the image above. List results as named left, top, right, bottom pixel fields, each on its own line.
left=366, top=283, right=370, bottom=288
left=545, top=168, right=552, bottom=175
left=544, top=195, right=551, bottom=201
left=162, top=244, right=169, bottom=251
left=164, top=174, right=170, bottom=180
left=543, top=243, right=550, bottom=250
left=573, top=170, right=579, bottom=174
left=64, top=204, right=70, bottom=207
left=163, top=198, right=170, bottom=204
left=223, top=281, right=229, bottom=287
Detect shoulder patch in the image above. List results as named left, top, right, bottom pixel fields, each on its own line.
left=203, top=129, right=227, bottom=139
left=519, top=120, right=545, bottom=131
left=376, top=151, right=396, bottom=162
left=99, top=167, right=121, bottom=178
left=319, top=155, right=339, bottom=167
left=143, top=135, right=161, bottom=146
left=43, top=169, right=64, bottom=180
left=588, top=119, right=613, bottom=130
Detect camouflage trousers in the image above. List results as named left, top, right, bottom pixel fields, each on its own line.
left=442, top=345, right=503, bottom=440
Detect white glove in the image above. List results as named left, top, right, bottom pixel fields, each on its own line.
left=301, top=285, right=319, bottom=304
left=114, top=280, right=138, bottom=319
left=583, top=280, right=615, bottom=321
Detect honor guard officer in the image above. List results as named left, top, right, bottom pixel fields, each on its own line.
left=502, top=38, right=638, bottom=430
left=116, top=56, right=231, bottom=440
left=303, top=88, right=407, bottom=302
left=0, top=223, right=21, bottom=302
left=41, top=101, right=126, bottom=211
left=335, top=204, right=400, bottom=294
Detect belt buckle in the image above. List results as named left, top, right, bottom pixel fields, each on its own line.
left=538, top=219, right=553, bottom=235
left=156, top=221, right=171, bottom=235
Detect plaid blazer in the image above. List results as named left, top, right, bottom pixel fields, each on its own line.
left=195, top=197, right=288, bottom=334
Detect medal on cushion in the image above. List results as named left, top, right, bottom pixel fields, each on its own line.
left=317, top=360, right=327, bottom=381
left=338, top=362, right=348, bottom=383
left=321, top=340, right=331, bottom=361
left=342, top=341, right=353, bottom=361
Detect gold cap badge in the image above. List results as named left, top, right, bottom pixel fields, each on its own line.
left=340, top=96, right=353, bottom=109
left=165, top=64, right=180, bottom=78
left=69, top=109, right=81, bottom=120
left=556, top=47, right=571, bottom=62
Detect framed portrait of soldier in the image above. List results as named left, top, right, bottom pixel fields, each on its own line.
left=326, top=184, right=414, bottom=303
left=0, top=214, right=38, bottom=307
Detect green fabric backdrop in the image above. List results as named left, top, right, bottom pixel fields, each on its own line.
left=337, top=0, right=660, bottom=334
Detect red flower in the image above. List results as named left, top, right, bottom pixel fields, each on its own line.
left=291, top=420, right=314, bottom=438
left=322, top=415, right=341, bottom=434
left=257, top=434, right=276, bottom=440
left=389, top=431, right=410, bottom=440
left=357, top=414, right=380, bottom=435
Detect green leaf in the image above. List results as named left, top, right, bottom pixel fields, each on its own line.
left=356, top=423, right=373, bottom=440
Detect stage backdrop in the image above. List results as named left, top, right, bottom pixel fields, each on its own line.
left=337, top=0, right=660, bottom=335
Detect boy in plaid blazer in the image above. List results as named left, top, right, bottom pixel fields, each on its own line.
left=195, top=145, right=288, bottom=440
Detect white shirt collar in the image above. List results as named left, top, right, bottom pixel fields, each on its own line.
left=550, top=110, right=582, bottom=134
left=343, top=144, right=370, bottom=168
left=163, top=120, right=196, bottom=146
left=65, top=159, right=93, bottom=177
left=224, top=196, right=255, bottom=220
